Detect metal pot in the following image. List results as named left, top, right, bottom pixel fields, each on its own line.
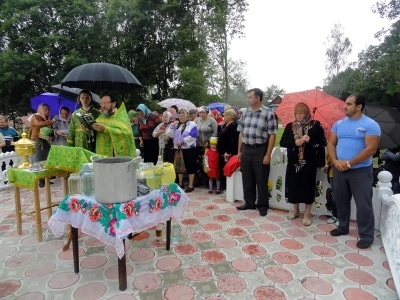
left=93, top=156, right=139, bottom=204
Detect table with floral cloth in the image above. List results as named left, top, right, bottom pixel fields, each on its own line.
left=8, top=168, right=69, bottom=242
left=48, top=183, right=189, bottom=291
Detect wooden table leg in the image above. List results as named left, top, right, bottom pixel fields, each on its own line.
left=118, top=239, right=127, bottom=291
left=166, top=218, right=171, bottom=251
left=33, top=183, right=42, bottom=242
left=62, top=225, right=73, bottom=251
left=72, top=226, right=79, bottom=273
left=63, top=175, right=69, bottom=196
left=14, top=185, right=22, bottom=235
left=45, top=177, right=52, bottom=219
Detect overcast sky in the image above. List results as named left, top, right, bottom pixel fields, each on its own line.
left=229, top=0, right=390, bottom=93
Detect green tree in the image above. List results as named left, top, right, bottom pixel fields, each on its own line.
left=263, top=84, right=286, bottom=103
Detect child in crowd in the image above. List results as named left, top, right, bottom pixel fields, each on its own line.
left=323, top=153, right=338, bottom=225
left=204, top=137, right=220, bottom=194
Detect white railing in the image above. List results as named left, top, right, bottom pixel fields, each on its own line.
left=0, top=152, right=23, bottom=190
left=378, top=172, right=400, bottom=297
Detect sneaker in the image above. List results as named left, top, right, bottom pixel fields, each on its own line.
left=327, top=216, right=337, bottom=224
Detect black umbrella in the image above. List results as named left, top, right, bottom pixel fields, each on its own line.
left=61, top=63, right=142, bottom=91
left=51, top=84, right=101, bottom=103
left=364, top=103, right=400, bottom=149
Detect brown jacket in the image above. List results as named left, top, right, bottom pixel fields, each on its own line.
left=28, top=115, right=54, bottom=141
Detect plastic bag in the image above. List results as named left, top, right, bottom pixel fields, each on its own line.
left=174, top=149, right=186, bottom=174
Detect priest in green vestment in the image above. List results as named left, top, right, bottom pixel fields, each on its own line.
left=92, top=95, right=136, bottom=157
left=67, top=90, right=101, bottom=152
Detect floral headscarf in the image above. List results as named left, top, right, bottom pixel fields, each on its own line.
left=292, top=102, right=311, bottom=172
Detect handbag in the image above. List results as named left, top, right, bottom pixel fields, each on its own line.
left=174, top=148, right=186, bottom=174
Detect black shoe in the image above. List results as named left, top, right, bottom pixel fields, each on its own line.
left=330, top=228, right=348, bottom=237
left=259, top=208, right=268, bottom=217
left=50, top=181, right=54, bottom=185
left=38, top=179, right=45, bottom=188
left=236, top=203, right=256, bottom=210
left=185, top=187, right=194, bottom=193
left=179, top=184, right=184, bottom=189
left=356, top=240, right=372, bottom=249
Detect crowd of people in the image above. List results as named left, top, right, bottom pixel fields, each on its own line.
left=0, top=89, right=399, bottom=249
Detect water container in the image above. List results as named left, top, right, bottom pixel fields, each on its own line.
left=171, top=221, right=181, bottom=244
left=81, top=163, right=95, bottom=196
left=68, top=173, right=82, bottom=196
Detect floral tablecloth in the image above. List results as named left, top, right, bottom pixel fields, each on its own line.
left=48, top=184, right=189, bottom=259
left=8, top=168, right=68, bottom=189
left=45, top=145, right=104, bottom=173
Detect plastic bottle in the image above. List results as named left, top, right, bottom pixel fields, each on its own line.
left=171, top=221, right=181, bottom=244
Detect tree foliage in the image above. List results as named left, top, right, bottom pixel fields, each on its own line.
left=263, top=85, right=286, bottom=103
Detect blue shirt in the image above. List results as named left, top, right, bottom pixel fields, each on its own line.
left=332, top=115, right=380, bottom=168
left=0, top=126, right=18, bottom=138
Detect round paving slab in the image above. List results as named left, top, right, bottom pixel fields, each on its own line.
left=383, top=261, right=390, bottom=271
left=285, top=228, right=307, bottom=238
left=131, top=231, right=150, bottom=241
left=301, top=276, right=333, bottom=295
left=306, top=260, right=335, bottom=274
left=289, top=219, right=306, bottom=227
left=226, top=227, right=247, bottom=237
left=85, top=237, right=105, bottom=247
left=6, top=253, right=35, bottom=268
left=109, top=296, right=136, bottom=300
left=273, top=251, right=299, bottom=264
left=254, top=286, right=285, bottom=300
left=48, top=272, right=80, bottom=289
left=232, top=257, right=257, bottom=272
left=235, top=219, right=255, bottom=226
left=133, top=273, right=162, bottom=291
left=193, top=211, right=210, bottom=217
left=264, top=266, right=293, bottom=283
left=105, top=264, right=133, bottom=280
left=242, top=244, right=266, bottom=257
left=25, top=262, right=56, bottom=278
left=344, top=253, right=374, bottom=266
left=0, top=280, right=20, bottom=298
left=196, top=196, right=210, bottom=201
left=213, top=215, right=232, bottom=222
left=217, top=275, right=246, bottom=293
left=252, top=233, right=274, bottom=243
left=348, top=229, right=360, bottom=238
left=184, top=265, right=212, bottom=281
left=150, top=238, right=166, bottom=248
left=344, top=269, right=375, bottom=285
left=387, top=278, right=396, bottom=291
left=215, top=238, right=237, bottom=249
left=156, top=256, right=182, bottom=271
left=266, top=215, right=285, bottom=223
left=310, top=246, right=336, bottom=257
left=0, top=247, right=16, bottom=259
left=203, top=223, right=222, bottom=231
left=129, top=249, right=155, bottom=262
left=204, top=204, right=219, bottom=210
left=345, top=240, right=371, bottom=251
left=343, top=288, right=377, bottom=300
left=314, top=234, right=338, bottom=244
left=188, top=201, right=201, bottom=207
left=106, top=243, right=131, bottom=254
left=190, top=232, right=211, bottom=243
left=316, top=224, right=336, bottom=232
left=73, top=282, right=106, bottom=300
left=259, top=223, right=280, bottom=232
left=202, top=250, right=226, bottom=264
left=243, top=211, right=260, bottom=218
left=181, top=218, right=200, bottom=226
left=164, top=284, right=195, bottom=300
left=280, top=239, right=303, bottom=250
left=174, top=243, right=198, bottom=255
left=223, top=207, right=239, bottom=214
left=20, top=235, right=42, bottom=245
left=38, top=240, right=64, bottom=252
left=15, top=292, right=44, bottom=300
left=213, top=199, right=226, bottom=204
left=80, top=255, right=108, bottom=269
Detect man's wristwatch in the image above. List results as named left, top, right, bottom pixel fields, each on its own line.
left=346, top=161, right=351, bottom=169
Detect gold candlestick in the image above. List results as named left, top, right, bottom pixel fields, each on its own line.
left=12, top=126, right=35, bottom=169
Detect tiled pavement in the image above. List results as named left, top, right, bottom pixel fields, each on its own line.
left=0, top=178, right=398, bottom=300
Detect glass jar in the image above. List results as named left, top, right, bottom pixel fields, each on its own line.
left=68, top=173, right=82, bottom=196
left=81, top=164, right=95, bottom=196
left=171, top=221, right=181, bottom=244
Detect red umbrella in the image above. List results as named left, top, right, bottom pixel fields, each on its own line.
left=275, top=89, right=345, bottom=138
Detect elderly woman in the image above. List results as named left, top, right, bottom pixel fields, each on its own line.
left=128, top=110, right=140, bottom=150
left=67, top=90, right=101, bottom=152
left=166, top=109, right=198, bottom=193
left=194, top=106, right=218, bottom=186
left=217, top=108, right=239, bottom=187
left=153, top=111, right=174, bottom=163
left=137, top=104, right=161, bottom=165
left=280, top=102, right=327, bottom=226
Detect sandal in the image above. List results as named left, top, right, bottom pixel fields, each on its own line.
left=215, top=190, right=221, bottom=195
left=185, top=187, right=194, bottom=193
left=287, top=212, right=300, bottom=220
left=302, top=218, right=312, bottom=226
left=208, top=190, right=213, bottom=194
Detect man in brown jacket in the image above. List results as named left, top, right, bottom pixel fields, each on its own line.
left=28, top=103, right=55, bottom=187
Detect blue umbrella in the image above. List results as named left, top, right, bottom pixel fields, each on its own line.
left=30, top=92, right=79, bottom=118
left=207, top=102, right=229, bottom=113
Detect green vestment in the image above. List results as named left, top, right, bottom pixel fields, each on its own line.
left=95, top=103, right=137, bottom=157
left=67, top=107, right=101, bottom=152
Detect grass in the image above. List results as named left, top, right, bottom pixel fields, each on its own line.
left=274, top=127, right=284, bottom=147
